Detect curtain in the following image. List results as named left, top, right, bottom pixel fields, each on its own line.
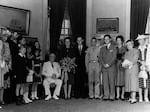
left=68, top=0, right=86, bottom=42
left=145, top=9, right=150, bottom=34
left=49, top=0, right=65, bottom=52
left=130, top=0, right=150, bottom=40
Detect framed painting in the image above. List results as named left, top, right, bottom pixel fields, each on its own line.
left=23, top=36, right=38, bottom=46
left=0, top=5, right=30, bottom=35
left=96, top=18, right=119, bottom=34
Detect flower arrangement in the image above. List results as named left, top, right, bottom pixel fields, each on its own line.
left=122, top=59, right=133, bottom=69
left=60, top=57, right=77, bottom=73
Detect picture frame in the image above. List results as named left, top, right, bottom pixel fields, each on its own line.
left=0, top=5, right=31, bottom=35
left=96, top=18, right=119, bottom=34
left=23, top=36, right=38, bottom=46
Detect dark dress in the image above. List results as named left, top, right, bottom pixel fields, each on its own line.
left=116, top=46, right=126, bottom=86
left=15, top=54, right=28, bottom=84
left=33, top=56, right=42, bottom=83
left=74, top=45, right=88, bottom=98
left=26, top=54, right=34, bottom=83
left=27, top=54, right=33, bottom=70
left=60, top=46, right=76, bottom=85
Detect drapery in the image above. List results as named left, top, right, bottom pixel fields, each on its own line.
left=130, top=0, right=150, bottom=40
left=68, top=0, right=86, bottom=42
left=49, top=0, right=65, bottom=52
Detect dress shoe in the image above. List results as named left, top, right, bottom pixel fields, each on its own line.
left=109, top=98, right=115, bottom=101
left=45, top=95, right=52, bottom=101
left=121, top=98, right=125, bottom=101
left=115, top=98, right=119, bottom=100
left=130, top=99, right=137, bottom=104
left=35, top=96, right=39, bottom=100
left=16, top=97, right=21, bottom=105
left=0, top=101, right=5, bottom=105
left=27, top=98, right=33, bottom=103
left=144, top=97, right=149, bottom=103
left=115, top=96, right=120, bottom=100
left=23, top=97, right=30, bottom=104
left=53, top=95, right=59, bottom=100
left=31, top=96, right=35, bottom=100
left=103, top=98, right=108, bottom=101
left=128, top=98, right=132, bottom=102
left=89, top=97, right=94, bottom=100
left=139, top=98, right=143, bottom=103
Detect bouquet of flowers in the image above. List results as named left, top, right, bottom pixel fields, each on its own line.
left=60, top=57, right=77, bottom=73
left=122, top=59, right=133, bottom=69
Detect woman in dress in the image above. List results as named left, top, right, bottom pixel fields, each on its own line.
left=1, top=29, right=11, bottom=104
left=123, top=40, right=139, bottom=104
left=59, top=37, right=76, bottom=99
left=115, top=35, right=126, bottom=100
left=31, top=49, right=42, bottom=100
left=136, top=35, right=149, bottom=102
left=25, top=46, right=34, bottom=103
left=15, top=46, right=29, bottom=105
left=33, top=41, right=42, bottom=59
left=0, top=38, right=9, bottom=108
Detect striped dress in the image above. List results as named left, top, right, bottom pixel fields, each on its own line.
left=138, top=46, right=150, bottom=88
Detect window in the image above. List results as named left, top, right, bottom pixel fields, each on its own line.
left=60, top=0, right=72, bottom=40
left=60, top=19, right=71, bottom=37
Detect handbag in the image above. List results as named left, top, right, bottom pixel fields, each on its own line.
left=26, top=70, right=34, bottom=82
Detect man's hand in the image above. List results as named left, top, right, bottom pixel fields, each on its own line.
left=52, top=74, right=56, bottom=79
left=104, top=64, right=109, bottom=68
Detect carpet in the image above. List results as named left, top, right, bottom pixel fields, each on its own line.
left=1, top=99, right=150, bottom=112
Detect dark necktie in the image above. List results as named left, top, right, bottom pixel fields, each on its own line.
left=106, top=46, right=108, bottom=50
left=51, top=63, right=54, bottom=68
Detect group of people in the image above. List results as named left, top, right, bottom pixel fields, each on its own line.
left=0, top=27, right=43, bottom=108
left=54, top=34, right=150, bottom=104
left=0, top=26, right=150, bottom=109
left=85, top=34, right=150, bottom=104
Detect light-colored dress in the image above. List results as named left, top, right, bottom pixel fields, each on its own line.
left=0, top=42, right=11, bottom=88
left=0, top=61, right=8, bottom=88
left=124, top=48, right=139, bottom=92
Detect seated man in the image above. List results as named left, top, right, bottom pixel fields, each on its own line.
left=42, top=53, right=62, bottom=100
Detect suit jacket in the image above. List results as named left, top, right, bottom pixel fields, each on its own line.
left=75, top=45, right=87, bottom=70
left=42, top=61, right=61, bottom=78
left=100, top=43, right=117, bottom=68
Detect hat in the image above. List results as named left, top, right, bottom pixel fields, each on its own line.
left=136, top=34, right=148, bottom=40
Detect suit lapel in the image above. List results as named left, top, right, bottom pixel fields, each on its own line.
left=104, top=44, right=113, bottom=54
left=108, top=44, right=112, bottom=50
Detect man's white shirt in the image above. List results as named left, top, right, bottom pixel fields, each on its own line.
left=42, top=61, right=61, bottom=78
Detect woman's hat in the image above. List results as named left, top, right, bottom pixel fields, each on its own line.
left=136, top=34, right=148, bottom=40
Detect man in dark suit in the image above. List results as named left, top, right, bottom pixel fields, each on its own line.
left=99, top=34, right=117, bottom=101
left=74, top=36, right=88, bottom=98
